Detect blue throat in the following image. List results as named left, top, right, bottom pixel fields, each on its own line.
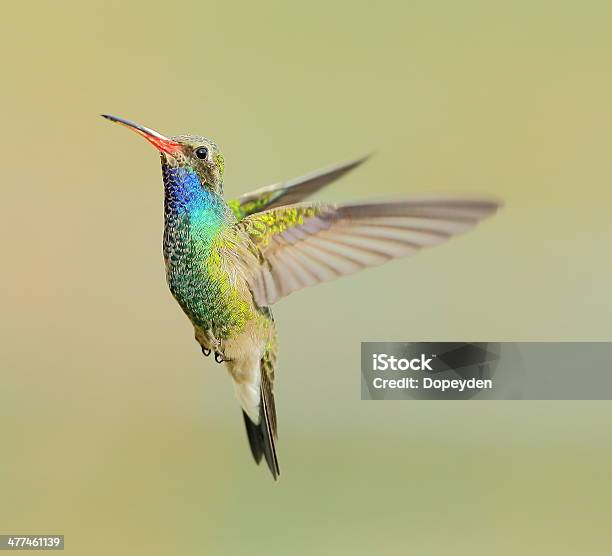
left=162, top=164, right=227, bottom=228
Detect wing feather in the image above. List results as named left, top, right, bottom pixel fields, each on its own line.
left=228, top=156, right=370, bottom=220
left=237, top=198, right=500, bottom=305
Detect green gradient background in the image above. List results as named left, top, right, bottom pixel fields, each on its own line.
left=2, top=1, right=612, bottom=554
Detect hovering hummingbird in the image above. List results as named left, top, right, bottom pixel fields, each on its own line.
left=102, top=114, right=500, bottom=479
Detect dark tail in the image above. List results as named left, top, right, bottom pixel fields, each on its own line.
left=242, top=358, right=279, bottom=480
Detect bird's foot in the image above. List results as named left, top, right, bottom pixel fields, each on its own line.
left=199, top=326, right=230, bottom=363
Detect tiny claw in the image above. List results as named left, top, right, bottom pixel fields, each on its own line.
left=214, top=352, right=226, bottom=363
left=201, top=347, right=211, bottom=357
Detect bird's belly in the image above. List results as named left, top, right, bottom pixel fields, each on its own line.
left=166, top=262, right=254, bottom=339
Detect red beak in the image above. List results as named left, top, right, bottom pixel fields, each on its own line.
left=102, top=114, right=182, bottom=155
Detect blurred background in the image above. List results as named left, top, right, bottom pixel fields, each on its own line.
left=2, top=1, right=612, bottom=554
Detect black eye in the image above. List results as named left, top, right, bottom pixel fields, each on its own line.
left=195, top=146, right=209, bottom=160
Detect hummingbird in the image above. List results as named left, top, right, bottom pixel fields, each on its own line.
left=102, top=114, right=500, bottom=480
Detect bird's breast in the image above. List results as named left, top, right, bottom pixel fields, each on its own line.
left=163, top=220, right=254, bottom=338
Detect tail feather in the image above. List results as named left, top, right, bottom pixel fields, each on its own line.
left=242, top=334, right=280, bottom=480
left=242, top=351, right=280, bottom=480
left=242, top=356, right=280, bottom=480
left=260, top=370, right=279, bottom=478
left=242, top=410, right=264, bottom=464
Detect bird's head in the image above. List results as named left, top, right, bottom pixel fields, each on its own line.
left=102, top=114, right=225, bottom=194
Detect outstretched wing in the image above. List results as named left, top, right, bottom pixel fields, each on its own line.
left=236, top=198, right=500, bottom=306
left=228, top=155, right=370, bottom=220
